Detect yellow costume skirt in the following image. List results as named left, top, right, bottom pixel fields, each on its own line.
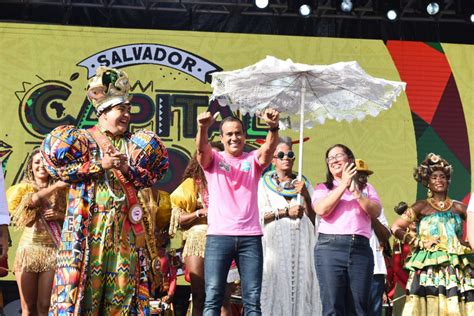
left=182, top=224, right=207, bottom=258
left=14, top=227, right=57, bottom=273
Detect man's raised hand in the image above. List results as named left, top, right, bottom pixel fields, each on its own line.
left=260, top=108, right=280, bottom=129
left=197, top=111, right=220, bottom=129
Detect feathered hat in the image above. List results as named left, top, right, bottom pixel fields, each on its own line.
left=86, top=66, right=131, bottom=115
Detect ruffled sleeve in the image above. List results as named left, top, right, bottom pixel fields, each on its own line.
left=127, top=129, right=169, bottom=189
left=169, top=178, right=196, bottom=237
left=41, top=125, right=103, bottom=183
left=138, top=188, right=172, bottom=232
left=155, top=191, right=171, bottom=231
left=6, top=183, right=39, bottom=229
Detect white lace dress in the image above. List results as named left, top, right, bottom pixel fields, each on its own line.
left=258, top=178, right=322, bottom=316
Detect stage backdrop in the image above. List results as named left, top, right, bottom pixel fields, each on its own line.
left=0, top=23, right=473, bottom=284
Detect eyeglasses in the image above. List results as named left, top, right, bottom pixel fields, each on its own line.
left=274, top=151, right=295, bottom=160
left=326, top=153, right=347, bottom=163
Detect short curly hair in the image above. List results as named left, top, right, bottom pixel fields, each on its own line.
left=413, top=153, right=452, bottom=187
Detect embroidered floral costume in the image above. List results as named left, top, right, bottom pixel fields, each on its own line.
left=399, top=203, right=474, bottom=315
left=393, top=153, right=474, bottom=315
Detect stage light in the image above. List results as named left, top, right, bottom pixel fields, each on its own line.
left=255, top=0, right=269, bottom=9
left=299, top=4, right=312, bottom=17
left=340, top=0, right=353, bottom=13
left=426, top=2, right=440, bottom=16
left=456, top=1, right=474, bottom=24
left=290, top=0, right=316, bottom=18
left=386, top=9, right=398, bottom=21
left=379, top=0, right=400, bottom=22
left=293, top=0, right=316, bottom=17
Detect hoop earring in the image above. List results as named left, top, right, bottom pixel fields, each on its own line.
left=427, top=188, right=433, bottom=198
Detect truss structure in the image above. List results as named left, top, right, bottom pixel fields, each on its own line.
left=0, top=0, right=471, bottom=24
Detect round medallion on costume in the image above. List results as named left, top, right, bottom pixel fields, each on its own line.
left=151, top=257, right=162, bottom=274
left=426, top=197, right=453, bottom=212
left=128, top=129, right=169, bottom=187
left=129, top=204, right=144, bottom=224
left=41, top=125, right=91, bottom=179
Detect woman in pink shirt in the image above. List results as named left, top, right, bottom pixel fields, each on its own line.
left=312, top=144, right=381, bottom=316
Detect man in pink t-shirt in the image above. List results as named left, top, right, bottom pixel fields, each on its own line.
left=196, top=109, right=280, bottom=315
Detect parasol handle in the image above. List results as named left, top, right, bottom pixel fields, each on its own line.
left=294, top=77, right=306, bottom=228
left=296, top=78, right=306, bottom=206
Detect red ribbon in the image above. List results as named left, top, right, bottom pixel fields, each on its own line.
left=87, top=126, right=145, bottom=243
left=41, top=213, right=62, bottom=248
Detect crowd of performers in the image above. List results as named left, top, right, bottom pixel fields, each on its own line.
left=0, top=66, right=473, bottom=316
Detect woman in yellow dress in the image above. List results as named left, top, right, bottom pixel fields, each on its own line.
left=169, top=150, right=234, bottom=316
left=7, top=148, right=67, bottom=316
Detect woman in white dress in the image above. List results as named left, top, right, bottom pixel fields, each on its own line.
left=258, top=137, right=321, bottom=316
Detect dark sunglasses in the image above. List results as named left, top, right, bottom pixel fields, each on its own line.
left=274, top=151, right=295, bottom=160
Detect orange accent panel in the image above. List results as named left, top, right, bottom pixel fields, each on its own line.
left=387, top=41, right=451, bottom=124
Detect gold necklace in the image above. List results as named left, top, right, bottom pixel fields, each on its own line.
left=427, top=197, right=453, bottom=211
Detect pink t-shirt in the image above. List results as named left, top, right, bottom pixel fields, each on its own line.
left=312, top=181, right=381, bottom=239
left=204, top=150, right=265, bottom=236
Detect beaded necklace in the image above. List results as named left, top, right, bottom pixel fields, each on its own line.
left=262, top=170, right=310, bottom=197
left=426, top=197, right=453, bottom=212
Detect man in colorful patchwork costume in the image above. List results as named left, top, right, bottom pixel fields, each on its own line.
left=41, top=66, right=169, bottom=315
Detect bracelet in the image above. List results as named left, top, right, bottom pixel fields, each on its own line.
left=268, top=126, right=279, bottom=132
left=195, top=211, right=200, bottom=218
left=274, top=211, right=279, bottom=221
left=401, top=207, right=417, bottom=223
left=401, top=229, right=411, bottom=244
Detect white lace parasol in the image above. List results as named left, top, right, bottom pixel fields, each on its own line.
left=211, top=56, right=406, bottom=129
left=211, top=56, right=406, bottom=205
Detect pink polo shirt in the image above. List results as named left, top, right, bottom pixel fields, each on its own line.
left=312, top=181, right=381, bottom=239
left=204, top=149, right=265, bottom=236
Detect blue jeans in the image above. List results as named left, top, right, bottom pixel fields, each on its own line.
left=369, top=274, right=385, bottom=316
left=315, top=233, right=374, bottom=316
left=204, top=235, right=263, bottom=316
